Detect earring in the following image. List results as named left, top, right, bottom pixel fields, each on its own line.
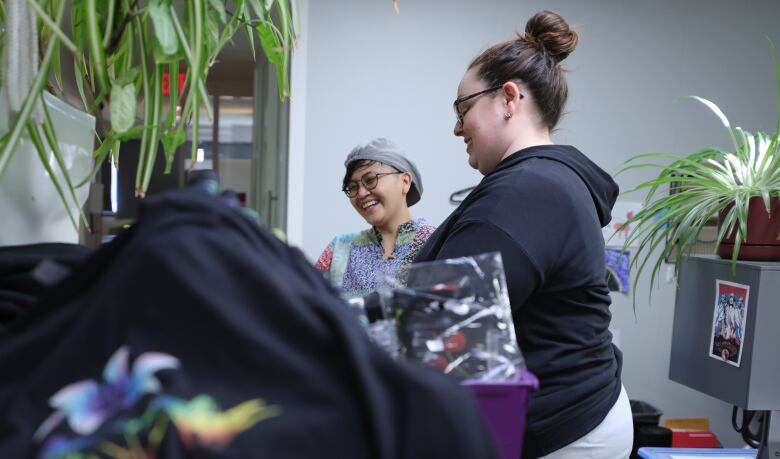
left=504, top=112, right=512, bottom=119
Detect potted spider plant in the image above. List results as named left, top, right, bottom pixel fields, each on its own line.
left=0, top=0, right=298, bottom=232
left=618, top=40, right=780, bottom=296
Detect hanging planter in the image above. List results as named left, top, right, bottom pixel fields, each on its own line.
left=0, top=0, right=299, bottom=223
left=0, top=92, right=95, bottom=245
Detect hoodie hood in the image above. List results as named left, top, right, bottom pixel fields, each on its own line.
left=494, top=145, right=619, bottom=227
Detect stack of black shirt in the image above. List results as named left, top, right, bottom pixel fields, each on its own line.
left=0, top=180, right=497, bottom=458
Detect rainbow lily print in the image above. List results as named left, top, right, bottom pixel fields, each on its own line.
left=34, top=346, right=281, bottom=459
left=35, top=346, right=180, bottom=440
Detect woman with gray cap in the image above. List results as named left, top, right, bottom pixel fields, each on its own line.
left=315, top=138, right=435, bottom=300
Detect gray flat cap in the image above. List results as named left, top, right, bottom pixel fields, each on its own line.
left=343, top=138, right=423, bottom=206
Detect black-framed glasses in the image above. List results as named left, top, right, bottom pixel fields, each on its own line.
left=342, top=171, right=403, bottom=198
left=453, top=85, right=503, bottom=126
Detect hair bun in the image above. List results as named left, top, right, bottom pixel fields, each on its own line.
left=523, top=10, right=578, bottom=63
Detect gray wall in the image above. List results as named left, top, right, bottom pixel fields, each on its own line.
left=292, top=0, right=780, bottom=446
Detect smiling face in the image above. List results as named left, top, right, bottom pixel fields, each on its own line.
left=453, top=67, right=513, bottom=175
left=346, top=161, right=411, bottom=229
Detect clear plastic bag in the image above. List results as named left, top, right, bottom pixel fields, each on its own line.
left=378, top=252, right=524, bottom=382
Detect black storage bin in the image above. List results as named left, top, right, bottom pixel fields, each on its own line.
left=631, top=399, right=663, bottom=426
left=630, top=400, right=671, bottom=459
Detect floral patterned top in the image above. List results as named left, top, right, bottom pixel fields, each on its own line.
left=315, top=218, right=435, bottom=299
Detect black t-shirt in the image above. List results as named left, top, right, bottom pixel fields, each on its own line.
left=416, top=144, right=623, bottom=458
left=0, top=181, right=498, bottom=458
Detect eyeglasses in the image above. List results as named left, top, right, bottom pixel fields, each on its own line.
left=453, top=85, right=503, bottom=126
left=343, top=171, right=403, bottom=198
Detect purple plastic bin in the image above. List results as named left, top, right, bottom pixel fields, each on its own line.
left=462, top=370, right=539, bottom=459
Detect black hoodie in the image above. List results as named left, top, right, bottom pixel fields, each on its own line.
left=415, top=144, right=623, bottom=458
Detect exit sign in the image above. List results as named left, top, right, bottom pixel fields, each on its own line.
left=162, top=72, right=186, bottom=94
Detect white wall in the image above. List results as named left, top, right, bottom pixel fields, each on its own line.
left=290, top=0, right=780, bottom=447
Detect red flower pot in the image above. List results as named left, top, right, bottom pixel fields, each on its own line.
left=717, top=196, right=780, bottom=260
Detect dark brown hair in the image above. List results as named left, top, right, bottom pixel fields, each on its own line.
left=469, top=10, right=579, bottom=129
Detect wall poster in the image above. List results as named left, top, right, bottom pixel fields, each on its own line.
left=708, top=280, right=749, bottom=367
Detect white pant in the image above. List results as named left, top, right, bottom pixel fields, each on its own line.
left=539, top=385, right=633, bottom=459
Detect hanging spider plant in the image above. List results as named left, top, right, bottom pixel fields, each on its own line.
left=617, top=39, right=780, bottom=301
left=0, top=0, right=299, bottom=230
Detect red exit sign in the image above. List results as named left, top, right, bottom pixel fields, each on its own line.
left=162, top=72, right=186, bottom=94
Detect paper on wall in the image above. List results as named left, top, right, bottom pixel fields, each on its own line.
left=603, top=201, right=643, bottom=248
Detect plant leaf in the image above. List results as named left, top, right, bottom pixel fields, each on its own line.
left=110, top=82, right=136, bottom=134
left=149, top=1, right=179, bottom=56
left=688, top=96, right=731, bottom=128
left=161, top=128, right=186, bottom=173
left=207, top=0, right=227, bottom=23
left=248, top=0, right=264, bottom=16
left=27, top=124, right=78, bottom=231
left=255, top=20, right=283, bottom=68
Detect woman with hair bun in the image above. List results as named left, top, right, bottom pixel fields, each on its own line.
left=415, top=10, right=632, bottom=459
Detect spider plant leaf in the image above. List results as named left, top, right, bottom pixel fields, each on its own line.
left=204, top=9, right=221, bottom=58
left=101, top=0, right=116, bottom=48
left=688, top=96, right=730, bottom=128
left=687, top=95, right=741, bottom=153
left=247, top=0, right=264, bottom=17
left=241, top=0, right=257, bottom=60
left=614, top=161, right=674, bottom=176
left=27, top=0, right=78, bottom=53
left=167, top=3, right=213, bottom=124
left=40, top=100, right=89, bottom=228
left=27, top=124, right=78, bottom=231
left=85, top=0, right=110, bottom=97
left=761, top=189, right=771, bottom=214
left=275, top=0, right=293, bottom=94
left=256, top=17, right=289, bottom=99
left=51, top=40, right=63, bottom=91
left=163, top=62, right=180, bottom=130
left=110, top=82, right=136, bottom=134
left=716, top=206, right=737, bottom=244
left=207, top=0, right=227, bottom=23
left=71, top=0, right=86, bottom=47
left=75, top=132, right=113, bottom=188
left=755, top=132, right=772, bottom=175
left=725, top=154, right=747, bottom=185
left=133, top=13, right=152, bottom=198
left=139, top=65, right=164, bottom=195
left=705, top=158, right=729, bottom=175
left=744, top=130, right=757, bottom=183
left=255, top=20, right=283, bottom=68
left=0, top=0, right=66, bottom=178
